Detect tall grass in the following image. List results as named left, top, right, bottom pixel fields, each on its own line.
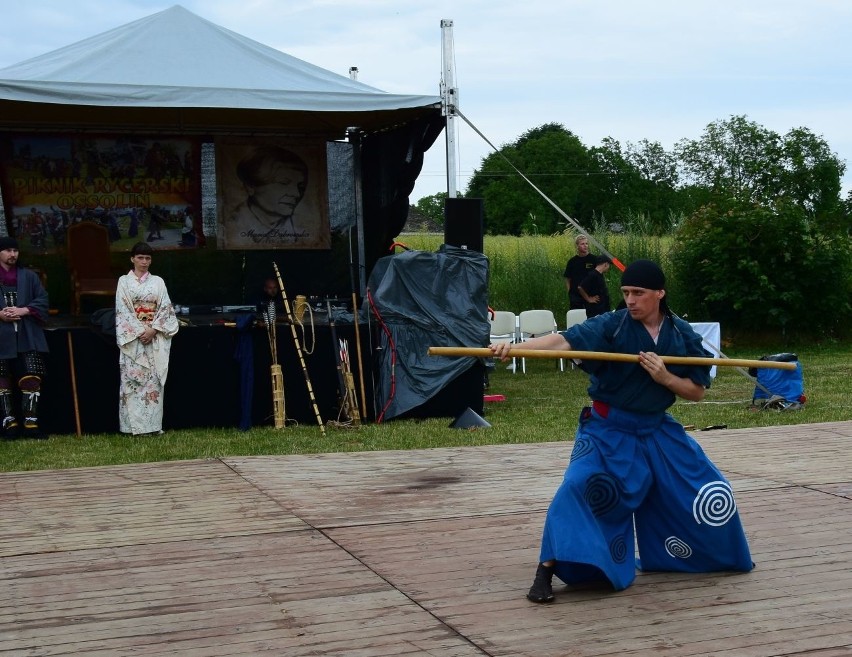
left=399, top=230, right=680, bottom=321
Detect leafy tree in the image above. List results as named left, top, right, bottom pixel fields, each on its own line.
left=591, top=138, right=688, bottom=233
left=411, top=192, right=447, bottom=226
left=675, top=115, right=783, bottom=204
left=670, top=199, right=851, bottom=337
left=466, top=123, right=602, bottom=235
left=675, top=116, right=847, bottom=223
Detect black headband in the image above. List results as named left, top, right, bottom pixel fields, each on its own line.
left=621, top=259, right=665, bottom=290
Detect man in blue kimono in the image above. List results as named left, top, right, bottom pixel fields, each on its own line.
left=0, top=237, right=50, bottom=439
left=491, top=259, right=752, bottom=602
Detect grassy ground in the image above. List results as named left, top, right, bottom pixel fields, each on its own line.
left=2, top=342, right=848, bottom=473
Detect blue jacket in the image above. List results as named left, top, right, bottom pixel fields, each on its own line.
left=0, top=267, right=49, bottom=358
left=563, top=309, right=711, bottom=414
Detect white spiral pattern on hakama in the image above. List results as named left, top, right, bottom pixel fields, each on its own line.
left=664, top=536, right=693, bottom=559
left=692, top=480, right=737, bottom=526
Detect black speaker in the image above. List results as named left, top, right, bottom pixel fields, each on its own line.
left=444, top=197, right=484, bottom=252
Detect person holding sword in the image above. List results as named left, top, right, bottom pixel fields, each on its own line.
left=490, top=259, right=753, bottom=602
left=0, top=236, right=49, bottom=439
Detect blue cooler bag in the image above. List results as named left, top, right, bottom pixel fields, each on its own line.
left=749, top=353, right=805, bottom=409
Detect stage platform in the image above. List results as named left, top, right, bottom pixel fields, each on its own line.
left=39, top=310, right=485, bottom=434
left=1, top=421, right=850, bottom=656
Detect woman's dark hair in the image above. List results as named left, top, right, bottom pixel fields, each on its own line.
left=130, top=241, right=154, bottom=257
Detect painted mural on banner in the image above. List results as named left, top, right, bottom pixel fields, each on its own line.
left=216, top=138, right=330, bottom=250
left=0, top=134, right=203, bottom=252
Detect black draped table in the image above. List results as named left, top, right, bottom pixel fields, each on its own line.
left=40, top=312, right=374, bottom=435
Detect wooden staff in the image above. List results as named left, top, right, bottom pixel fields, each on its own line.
left=427, top=347, right=798, bottom=371
left=67, top=332, right=82, bottom=437
left=273, top=263, right=325, bottom=434
left=351, top=291, right=367, bottom=419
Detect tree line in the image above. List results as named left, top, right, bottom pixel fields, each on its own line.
left=413, top=115, right=850, bottom=237
left=410, top=115, right=851, bottom=338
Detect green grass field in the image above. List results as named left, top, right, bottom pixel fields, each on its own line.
left=3, top=230, right=848, bottom=473
left=2, top=341, right=848, bottom=473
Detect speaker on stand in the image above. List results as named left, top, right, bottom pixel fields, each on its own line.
left=444, top=197, right=484, bottom=253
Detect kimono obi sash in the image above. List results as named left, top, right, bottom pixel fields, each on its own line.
left=135, top=302, right=157, bottom=322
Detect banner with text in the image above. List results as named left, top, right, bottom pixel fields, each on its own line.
left=0, top=134, right=203, bottom=252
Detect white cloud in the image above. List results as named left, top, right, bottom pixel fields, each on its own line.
left=0, top=0, right=849, bottom=201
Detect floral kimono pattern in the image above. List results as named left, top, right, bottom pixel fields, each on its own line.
left=115, top=272, right=179, bottom=434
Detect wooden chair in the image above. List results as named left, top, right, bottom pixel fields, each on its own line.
left=67, top=222, right=117, bottom=315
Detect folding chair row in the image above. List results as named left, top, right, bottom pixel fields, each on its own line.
left=489, top=308, right=590, bottom=373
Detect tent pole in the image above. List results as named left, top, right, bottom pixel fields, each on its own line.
left=441, top=19, right=459, bottom=198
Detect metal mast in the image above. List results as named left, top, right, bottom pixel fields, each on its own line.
left=440, top=19, right=458, bottom=198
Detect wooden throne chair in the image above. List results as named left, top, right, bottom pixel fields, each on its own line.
left=66, top=222, right=117, bottom=315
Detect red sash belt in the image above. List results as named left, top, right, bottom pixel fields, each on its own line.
left=592, top=400, right=610, bottom=418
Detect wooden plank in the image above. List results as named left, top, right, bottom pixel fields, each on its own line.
left=0, top=421, right=848, bottom=656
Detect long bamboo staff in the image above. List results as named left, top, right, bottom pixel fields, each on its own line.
left=273, top=263, right=325, bottom=434
left=427, top=347, right=797, bottom=371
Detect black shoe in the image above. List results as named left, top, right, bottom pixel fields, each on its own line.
left=22, top=426, right=47, bottom=440
left=22, top=419, right=47, bottom=440
left=527, top=563, right=555, bottom=603
left=2, top=417, right=19, bottom=439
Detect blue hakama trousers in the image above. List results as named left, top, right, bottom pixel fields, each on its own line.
left=541, top=406, right=753, bottom=591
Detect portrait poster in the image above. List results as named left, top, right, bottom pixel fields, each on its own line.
left=0, top=134, right=203, bottom=253
left=216, top=138, right=330, bottom=250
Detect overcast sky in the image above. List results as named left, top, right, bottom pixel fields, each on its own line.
left=1, top=0, right=850, bottom=203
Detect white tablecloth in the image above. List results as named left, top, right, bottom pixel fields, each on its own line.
left=689, top=322, right=721, bottom=378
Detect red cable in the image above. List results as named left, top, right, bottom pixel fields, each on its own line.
left=367, top=287, right=396, bottom=423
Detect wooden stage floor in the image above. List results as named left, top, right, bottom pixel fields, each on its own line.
left=1, top=421, right=850, bottom=656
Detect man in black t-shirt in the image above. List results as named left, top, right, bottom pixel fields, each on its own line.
left=563, top=234, right=596, bottom=309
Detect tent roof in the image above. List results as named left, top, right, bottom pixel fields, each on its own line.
left=0, top=5, right=442, bottom=134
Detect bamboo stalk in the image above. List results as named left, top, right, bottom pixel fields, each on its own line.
left=427, top=346, right=797, bottom=371
left=273, top=263, right=326, bottom=435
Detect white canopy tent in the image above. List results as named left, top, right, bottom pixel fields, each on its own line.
left=0, top=4, right=442, bottom=135
left=0, top=5, right=446, bottom=293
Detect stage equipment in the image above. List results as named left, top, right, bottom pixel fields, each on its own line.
left=273, top=262, right=326, bottom=435
left=449, top=407, right=491, bottom=429
left=262, top=299, right=285, bottom=429
left=427, top=347, right=798, bottom=371
left=444, top=197, right=484, bottom=252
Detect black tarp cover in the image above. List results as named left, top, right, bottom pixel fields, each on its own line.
left=368, top=244, right=489, bottom=421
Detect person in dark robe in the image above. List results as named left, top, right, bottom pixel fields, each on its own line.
left=490, top=259, right=753, bottom=602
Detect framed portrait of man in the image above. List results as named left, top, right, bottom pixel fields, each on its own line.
left=216, top=138, right=330, bottom=250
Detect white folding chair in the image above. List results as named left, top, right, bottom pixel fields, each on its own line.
left=566, top=308, right=587, bottom=330
left=489, top=310, right=518, bottom=371
left=517, top=309, right=562, bottom=373
left=565, top=309, right=587, bottom=369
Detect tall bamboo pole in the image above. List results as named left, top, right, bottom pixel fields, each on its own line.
left=427, top=347, right=797, bottom=371
left=273, top=263, right=325, bottom=435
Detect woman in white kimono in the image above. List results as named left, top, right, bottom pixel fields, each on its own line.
left=115, top=242, right=179, bottom=435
